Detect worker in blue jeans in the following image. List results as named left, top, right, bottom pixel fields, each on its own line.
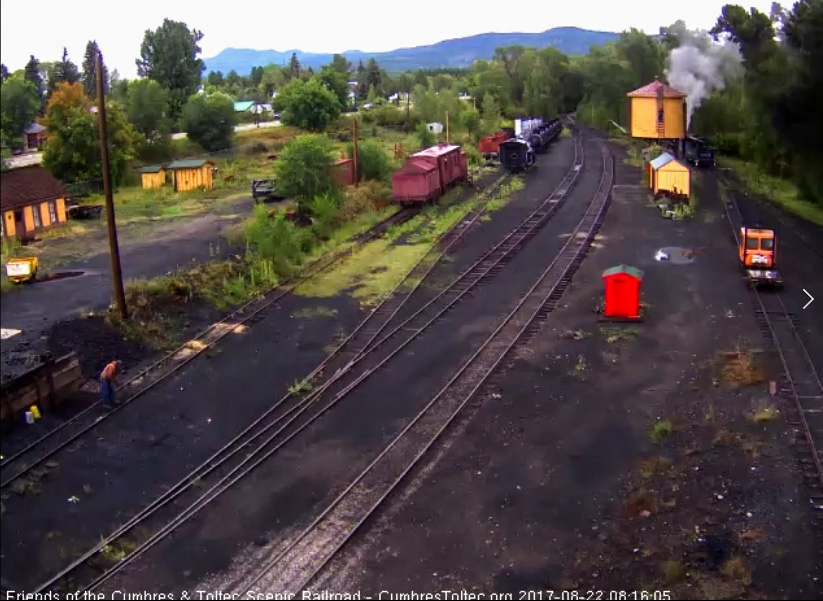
left=100, top=360, right=123, bottom=409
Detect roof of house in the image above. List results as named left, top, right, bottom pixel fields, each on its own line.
left=166, top=159, right=215, bottom=170
left=24, top=123, right=47, bottom=135
left=233, top=101, right=257, bottom=112
left=1, top=165, right=67, bottom=211
left=650, top=152, right=689, bottom=171
left=602, top=264, right=644, bottom=280
left=627, top=79, right=686, bottom=98
left=139, top=164, right=165, bottom=173
left=412, top=144, right=461, bottom=159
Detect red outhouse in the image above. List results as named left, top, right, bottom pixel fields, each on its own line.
left=602, top=264, right=644, bottom=319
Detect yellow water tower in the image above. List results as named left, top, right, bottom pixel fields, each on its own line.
left=627, top=77, right=686, bottom=141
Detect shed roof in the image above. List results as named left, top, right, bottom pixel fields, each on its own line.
left=139, top=164, right=165, bottom=173
left=602, top=264, right=644, bottom=280
left=233, top=101, right=257, bottom=112
left=650, top=152, right=689, bottom=172
left=627, top=79, right=686, bottom=98
left=649, top=152, right=676, bottom=170
left=1, top=165, right=67, bottom=211
left=166, top=159, right=214, bottom=170
left=412, top=143, right=461, bottom=158
left=24, top=123, right=47, bottom=134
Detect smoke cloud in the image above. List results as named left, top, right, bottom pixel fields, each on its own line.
left=663, top=20, right=743, bottom=128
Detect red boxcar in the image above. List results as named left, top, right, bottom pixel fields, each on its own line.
left=391, top=159, right=441, bottom=203
left=331, top=158, right=355, bottom=187
left=391, top=144, right=469, bottom=204
left=478, top=131, right=513, bottom=160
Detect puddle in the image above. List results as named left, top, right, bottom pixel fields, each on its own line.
left=654, top=247, right=696, bottom=264
left=37, top=271, right=86, bottom=283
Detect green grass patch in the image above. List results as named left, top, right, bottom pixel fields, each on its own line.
left=292, top=306, right=338, bottom=318
left=719, top=156, right=823, bottom=227
left=484, top=177, right=524, bottom=213
left=560, top=127, right=572, bottom=138
left=649, top=420, right=673, bottom=443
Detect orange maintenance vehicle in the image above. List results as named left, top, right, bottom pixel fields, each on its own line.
left=739, top=225, right=783, bottom=287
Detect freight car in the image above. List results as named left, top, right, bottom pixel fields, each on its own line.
left=391, top=143, right=469, bottom=204
left=478, top=130, right=514, bottom=162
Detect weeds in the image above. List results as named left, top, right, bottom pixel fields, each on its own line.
left=569, top=355, right=588, bottom=378
left=288, top=378, right=314, bottom=395
left=649, top=420, right=673, bottom=443
left=663, top=559, right=687, bottom=585
left=292, top=306, right=338, bottom=319
left=720, top=556, right=752, bottom=586
left=639, top=456, right=672, bottom=480
left=718, top=347, right=765, bottom=388
left=625, top=488, right=658, bottom=516
left=600, top=326, right=639, bottom=344
left=563, top=329, right=590, bottom=340
left=99, top=538, right=139, bottom=563
left=749, top=400, right=780, bottom=423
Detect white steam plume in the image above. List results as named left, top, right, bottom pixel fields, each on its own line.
left=663, top=20, right=743, bottom=128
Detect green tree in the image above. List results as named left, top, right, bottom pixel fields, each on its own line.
left=481, top=92, right=500, bottom=134
left=136, top=19, right=205, bottom=121
left=346, top=138, right=392, bottom=182
left=0, top=75, right=41, bottom=144
left=275, top=78, right=341, bottom=132
left=274, top=134, right=337, bottom=212
left=42, top=82, right=137, bottom=184
left=52, top=48, right=81, bottom=91
left=180, top=92, right=236, bottom=152
left=82, top=41, right=109, bottom=99
left=462, top=108, right=481, bottom=141
left=286, top=53, right=301, bottom=81
left=415, top=122, right=435, bottom=149
left=316, top=65, right=350, bottom=108
left=127, top=78, right=172, bottom=159
left=23, top=55, right=44, bottom=113
left=330, top=54, right=352, bottom=75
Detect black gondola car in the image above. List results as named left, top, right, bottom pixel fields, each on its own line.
left=499, top=139, right=535, bottom=172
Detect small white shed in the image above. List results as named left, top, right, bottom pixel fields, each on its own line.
left=427, top=122, right=444, bottom=134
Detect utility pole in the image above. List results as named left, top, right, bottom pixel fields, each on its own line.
left=352, top=117, right=359, bottom=187
left=96, top=49, right=128, bottom=320
left=445, top=111, right=450, bottom=145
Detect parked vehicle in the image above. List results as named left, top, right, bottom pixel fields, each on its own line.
left=252, top=179, right=285, bottom=202
left=5, top=257, right=38, bottom=284
left=391, top=143, right=469, bottom=205
left=478, top=130, right=514, bottom=162
left=499, top=138, right=536, bottom=172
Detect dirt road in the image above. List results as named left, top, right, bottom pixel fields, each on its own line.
left=0, top=196, right=253, bottom=382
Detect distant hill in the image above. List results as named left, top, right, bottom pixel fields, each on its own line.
left=204, top=27, right=619, bottom=76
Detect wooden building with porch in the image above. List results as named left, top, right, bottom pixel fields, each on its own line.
left=166, top=159, right=216, bottom=192
left=1, top=165, right=68, bottom=240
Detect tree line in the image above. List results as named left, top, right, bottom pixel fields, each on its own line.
left=1, top=1, right=820, bottom=205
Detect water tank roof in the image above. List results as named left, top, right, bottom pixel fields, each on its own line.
left=627, top=79, right=686, bottom=98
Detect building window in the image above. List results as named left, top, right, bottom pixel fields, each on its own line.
left=48, top=201, right=57, bottom=223
left=32, top=205, right=42, bottom=229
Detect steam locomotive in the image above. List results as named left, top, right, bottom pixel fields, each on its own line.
left=498, top=117, right=563, bottom=172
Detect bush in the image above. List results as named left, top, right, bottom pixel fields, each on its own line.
left=181, top=92, right=237, bottom=152
left=275, top=134, right=338, bottom=211
left=243, top=204, right=304, bottom=275
left=310, top=193, right=341, bottom=240
left=346, top=139, right=393, bottom=182
left=415, top=122, right=436, bottom=149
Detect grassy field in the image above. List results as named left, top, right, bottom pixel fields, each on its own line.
left=719, top=156, right=823, bottom=227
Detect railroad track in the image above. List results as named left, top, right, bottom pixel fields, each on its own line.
left=230, top=139, right=615, bottom=596
left=29, top=134, right=586, bottom=595
left=723, top=194, right=823, bottom=522
left=0, top=206, right=422, bottom=490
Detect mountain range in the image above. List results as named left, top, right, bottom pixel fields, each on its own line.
left=204, top=27, right=619, bottom=76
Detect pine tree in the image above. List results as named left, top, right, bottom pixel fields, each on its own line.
left=287, top=53, right=301, bottom=81
left=50, top=48, right=81, bottom=96
left=82, top=41, right=108, bottom=98
left=24, top=55, right=43, bottom=95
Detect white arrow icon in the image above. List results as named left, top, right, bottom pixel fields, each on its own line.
left=803, top=289, right=814, bottom=310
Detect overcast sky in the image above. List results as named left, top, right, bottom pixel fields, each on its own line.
left=1, top=0, right=777, bottom=79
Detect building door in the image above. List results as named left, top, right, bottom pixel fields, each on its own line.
left=14, top=209, right=24, bottom=236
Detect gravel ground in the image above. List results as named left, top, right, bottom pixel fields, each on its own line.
left=91, top=135, right=604, bottom=594
left=309, top=145, right=823, bottom=599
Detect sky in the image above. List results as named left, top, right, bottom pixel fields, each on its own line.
left=1, top=0, right=778, bottom=79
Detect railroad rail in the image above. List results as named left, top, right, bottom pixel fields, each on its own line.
left=31, top=134, right=587, bottom=595
left=723, top=193, right=823, bottom=521
left=0, top=206, right=421, bottom=489
left=232, top=139, right=615, bottom=595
